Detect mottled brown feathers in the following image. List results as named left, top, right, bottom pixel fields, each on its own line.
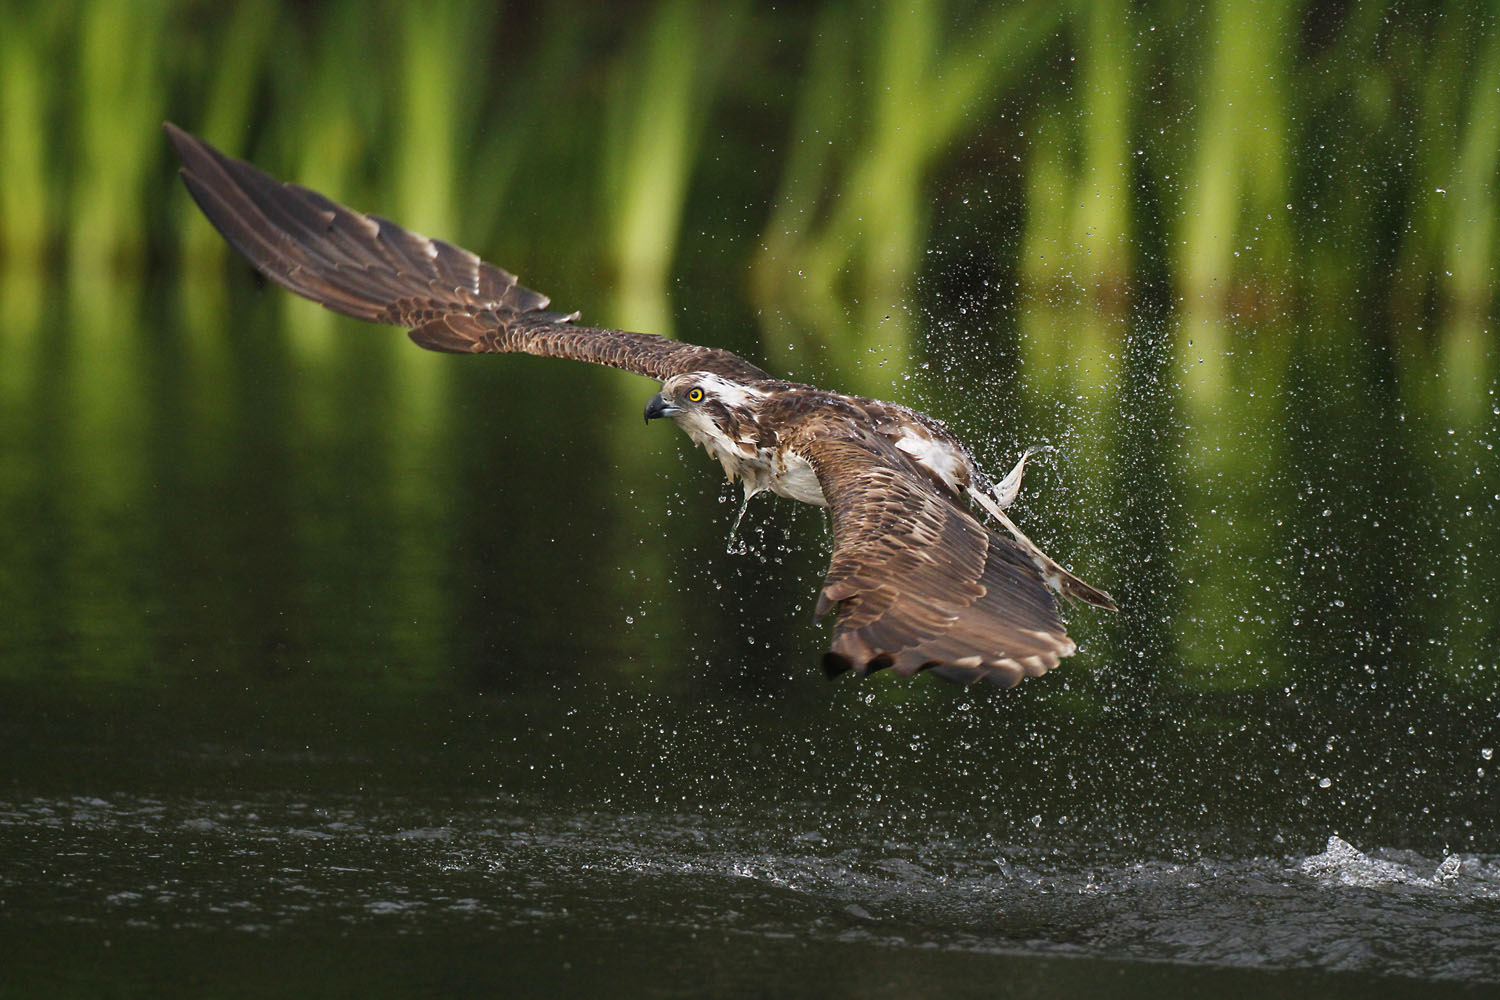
left=165, top=123, right=766, bottom=383
left=168, top=123, right=1111, bottom=691
left=798, top=435, right=1077, bottom=688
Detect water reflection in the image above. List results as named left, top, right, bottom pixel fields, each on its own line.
left=1, top=263, right=1497, bottom=991
left=1, top=264, right=1497, bottom=815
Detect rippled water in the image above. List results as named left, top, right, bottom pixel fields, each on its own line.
left=4, top=785, right=1498, bottom=997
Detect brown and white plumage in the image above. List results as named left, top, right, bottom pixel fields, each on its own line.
left=167, top=123, right=1115, bottom=689
left=801, top=438, right=1079, bottom=687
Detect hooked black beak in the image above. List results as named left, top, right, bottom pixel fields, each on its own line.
left=643, top=392, right=680, bottom=423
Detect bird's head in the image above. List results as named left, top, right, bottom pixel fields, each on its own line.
left=643, top=372, right=768, bottom=454
left=643, top=372, right=768, bottom=422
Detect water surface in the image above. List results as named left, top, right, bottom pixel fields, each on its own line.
left=1, top=272, right=1496, bottom=994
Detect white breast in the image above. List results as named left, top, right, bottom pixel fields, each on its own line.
left=673, top=411, right=826, bottom=506
left=771, top=450, right=827, bottom=506
left=673, top=410, right=768, bottom=492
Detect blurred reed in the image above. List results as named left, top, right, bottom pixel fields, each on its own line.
left=754, top=0, right=1072, bottom=392
left=0, top=2, right=55, bottom=276
left=0, top=1, right=1488, bottom=377
left=70, top=0, right=170, bottom=280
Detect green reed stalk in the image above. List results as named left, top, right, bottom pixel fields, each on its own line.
left=1440, top=24, right=1500, bottom=419
left=0, top=2, right=53, bottom=271
left=761, top=0, right=1069, bottom=393
left=177, top=2, right=279, bottom=272
left=603, top=0, right=705, bottom=337
left=70, top=0, right=169, bottom=278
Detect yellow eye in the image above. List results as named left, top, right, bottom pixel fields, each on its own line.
left=687, top=387, right=704, bottom=403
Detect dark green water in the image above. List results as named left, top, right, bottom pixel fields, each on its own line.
left=1, top=270, right=1497, bottom=996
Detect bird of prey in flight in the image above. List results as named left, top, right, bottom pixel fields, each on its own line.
left=166, top=123, right=1116, bottom=688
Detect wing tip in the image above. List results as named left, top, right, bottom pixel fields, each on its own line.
left=823, top=652, right=851, bottom=679
left=823, top=630, right=1072, bottom=690
left=163, top=120, right=225, bottom=178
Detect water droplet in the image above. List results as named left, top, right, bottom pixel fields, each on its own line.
left=1318, top=777, right=1332, bottom=789
left=1483, top=748, right=1494, bottom=761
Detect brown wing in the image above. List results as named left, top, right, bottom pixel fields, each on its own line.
left=164, top=123, right=768, bottom=382
left=803, top=438, right=1077, bottom=688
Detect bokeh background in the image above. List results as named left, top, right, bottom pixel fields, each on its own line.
left=4, top=1, right=1500, bottom=991
left=2, top=0, right=1497, bottom=857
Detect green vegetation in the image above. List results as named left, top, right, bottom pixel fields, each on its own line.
left=0, top=0, right=1495, bottom=706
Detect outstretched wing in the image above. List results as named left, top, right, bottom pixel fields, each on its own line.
left=803, top=437, right=1077, bottom=687
left=165, top=123, right=768, bottom=383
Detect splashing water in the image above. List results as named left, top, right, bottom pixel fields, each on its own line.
left=5, top=794, right=1498, bottom=994
left=726, top=489, right=755, bottom=555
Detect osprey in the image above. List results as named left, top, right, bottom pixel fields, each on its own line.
left=166, top=124, right=1116, bottom=688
